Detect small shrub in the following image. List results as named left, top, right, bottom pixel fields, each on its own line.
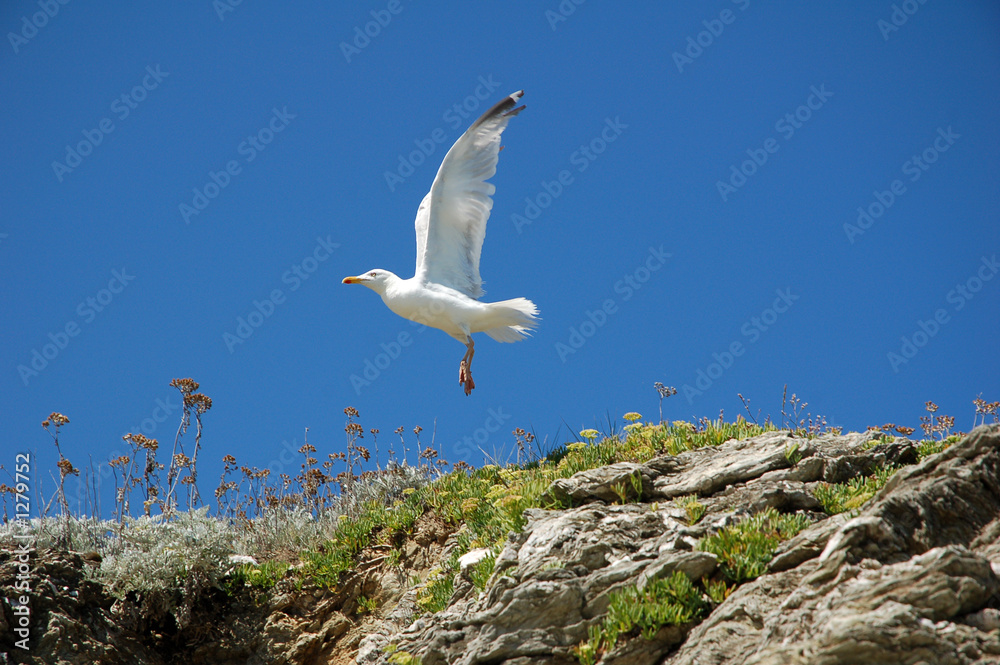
left=674, top=495, right=706, bottom=525
left=703, top=577, right=733, bottom=605
left=416, top=568, right=455, bottom=614
left=357, top=595, right=378, bottom=614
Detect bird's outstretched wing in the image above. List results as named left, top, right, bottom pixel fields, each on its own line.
left=414, top=90, right=525, bottom=299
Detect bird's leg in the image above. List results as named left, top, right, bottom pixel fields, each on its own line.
left=459, top=338, right=476, bottom=396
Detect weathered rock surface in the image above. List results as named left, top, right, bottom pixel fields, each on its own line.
left=378, top=426, right=1000, bottom=665
left=666, top=424, right=1000, bottom=665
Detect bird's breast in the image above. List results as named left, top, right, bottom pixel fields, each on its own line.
left=382, top=286, right=466, bottom=335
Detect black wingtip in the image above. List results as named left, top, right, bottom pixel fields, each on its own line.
left=504, top=90, right=526, bottom=117
left=471, top=90, right=527, bottom=129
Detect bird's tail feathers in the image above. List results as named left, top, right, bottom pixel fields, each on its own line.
left=483, top=297, right=539, bottom=343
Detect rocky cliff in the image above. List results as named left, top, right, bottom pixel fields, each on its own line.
left=3, top=424, right=1000, bottom=665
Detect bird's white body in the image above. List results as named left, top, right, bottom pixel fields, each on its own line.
left=343, top=90, right=538, bottom=394
left=371, top=272, right=537, bottom=344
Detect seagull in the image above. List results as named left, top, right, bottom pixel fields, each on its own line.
left=342, top=90, right=538, bottom=396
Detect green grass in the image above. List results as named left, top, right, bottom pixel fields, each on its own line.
left=917, top=434, right=960, bottom=459
left=811, top=433, right=960, bottom=517
left=416, top=549, right=461, bottom=613
left=226, top=560, right=290, bottom=591
left=469, top=551, right=497, bottom=592
left=698, top=508, right=812, bottom=584
left=386, top=651, right=421, bottom=665
left=813, top=465, right=898, bottom=516
left=577, top=571, right=708, bottom=664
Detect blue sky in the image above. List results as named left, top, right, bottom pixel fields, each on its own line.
left=2, top=1, right=998, bottom=518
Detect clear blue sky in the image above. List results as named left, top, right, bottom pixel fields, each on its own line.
left=2, top=1, right=998, bottom=517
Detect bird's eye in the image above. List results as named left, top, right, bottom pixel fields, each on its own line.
left=369, top=271, right=377, bottom=277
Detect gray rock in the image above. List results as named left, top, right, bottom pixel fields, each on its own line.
left=666, top=425, right=1000, bottom=665
left=649, top=431, right=810, bottom=499
left=368, top=426, right=1000, bottom=665
left=542, top=462, right=651, bottom=505
left=385, top=503, right=705, bottom=664
left=636, top=550, right=717, bottom=590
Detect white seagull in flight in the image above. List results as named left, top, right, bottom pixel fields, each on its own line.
left=343, top=90, right=538, bottom=395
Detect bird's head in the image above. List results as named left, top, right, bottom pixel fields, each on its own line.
left=342, top=269, right=397, bottom=295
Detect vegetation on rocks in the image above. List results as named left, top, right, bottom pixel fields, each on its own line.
left=1, top=380, right=998, bottom=665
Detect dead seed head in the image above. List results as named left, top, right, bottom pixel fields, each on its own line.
left=57, top=457, right=79, bottom=478
left=123, top=432, right=159, bottom=450
left=654, top=383, right=678, bottom=398
left=170, top=378, right=199, bottom=394
left=43, top=412, right=70, bottom=429
left=186, top=392, right=212, bottom=413
left=109, top=455, right=130, bottom=468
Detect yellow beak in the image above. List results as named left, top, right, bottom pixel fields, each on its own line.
left=342, top=276, right=361, bottom=284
